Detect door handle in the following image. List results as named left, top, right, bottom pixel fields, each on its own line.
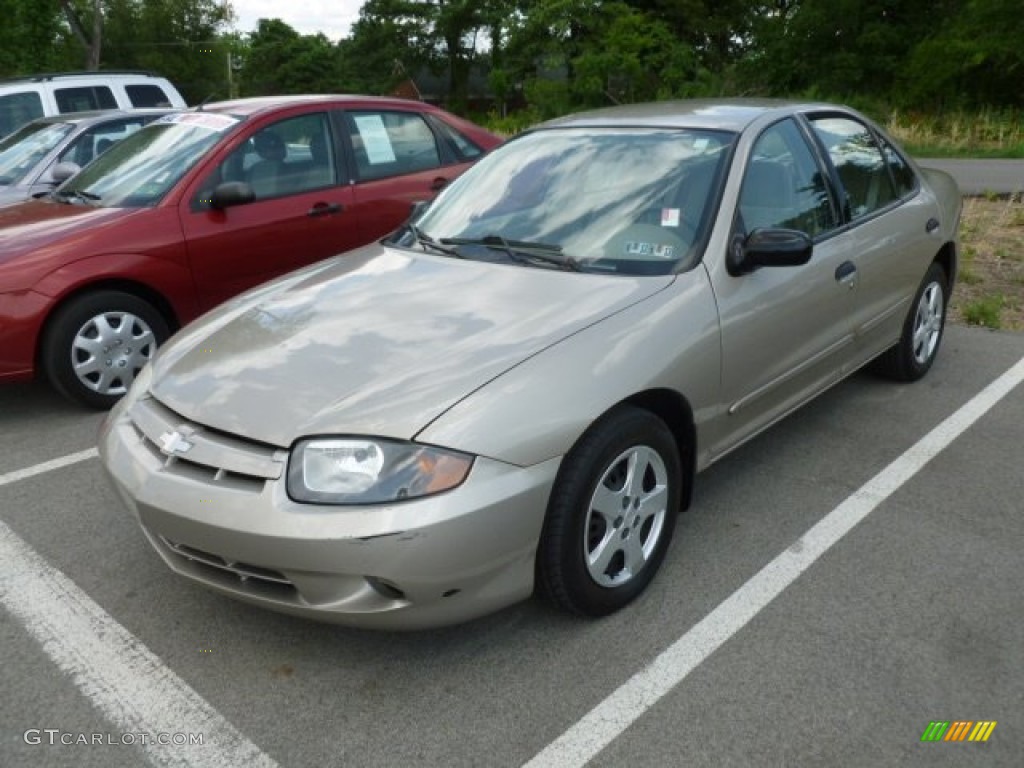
left=925, top=217, right=940, bottom=233
left=307, top=202, right=343, bottom=218
left=835, top=260, right=857, bottom=289
left=430, top=177, right=449, bottom=192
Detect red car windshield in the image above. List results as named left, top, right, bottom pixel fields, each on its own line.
left=58, top=112, right=242, bottom=208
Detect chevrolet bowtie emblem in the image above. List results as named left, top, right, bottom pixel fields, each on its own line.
left=158, top=430, right=193, bottom=455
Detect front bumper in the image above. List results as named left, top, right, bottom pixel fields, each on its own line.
left=99, top=394, right=560, bottom=630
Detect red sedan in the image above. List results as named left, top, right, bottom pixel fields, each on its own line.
left=0, top=95, right=500, bottom=407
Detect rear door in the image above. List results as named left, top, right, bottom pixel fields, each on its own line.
left=341, top=108, right=474, bottom=239
left=805, top=114, right=941, bottom=362
left=180, top=109, right=356, bottom=310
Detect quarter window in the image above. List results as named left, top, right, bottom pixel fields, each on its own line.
left=346, top=111, right=441, bottom=181
left=881, top=140, right=917, bottom=198
left=809, top=116, right=898, bottom=219
left=739, top=118, right=837, bottom=237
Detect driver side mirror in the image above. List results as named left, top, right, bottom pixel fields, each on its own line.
left=210, top=181, right=255, bottom=210
left=727, top=228, right=812, bottom=275
left=50, top=162, right=81, bottom=185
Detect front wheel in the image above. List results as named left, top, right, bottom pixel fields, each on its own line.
left=42, top=290, right=169, bottom=409
left=537, top=406, right=682, bottom=617
left=872, top=262, right=949, bottom=382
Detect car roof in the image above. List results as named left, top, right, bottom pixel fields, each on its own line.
left=194, top=94, right=437, bottom=119
left=537, top=98, right=842, bottom=133
left=27, top=108, right=175, bottom=127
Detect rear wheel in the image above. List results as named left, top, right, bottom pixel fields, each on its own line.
left=42, top=290, right=168, bottom=409
left=872, top=262, right=948, bottom=382
left=537, top=406, right=682, bottom=617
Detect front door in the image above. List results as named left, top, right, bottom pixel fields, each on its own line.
left=708, top=117, right=860, bottom=458
left=180, top=111, right=357, bottom=311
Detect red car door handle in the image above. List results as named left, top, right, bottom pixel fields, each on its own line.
left=430, top=177, right=449, bottom=192
left=307, top=202, right=343, bottom=218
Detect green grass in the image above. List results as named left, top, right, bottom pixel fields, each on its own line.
left=886, top=108, right=1024, bottom=159
left=962, top=295, right=1006, bottom=329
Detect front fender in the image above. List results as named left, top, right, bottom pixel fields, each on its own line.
left=32, top=251, right=198, bottom=322
left=415, top=269, right=722, bottom=468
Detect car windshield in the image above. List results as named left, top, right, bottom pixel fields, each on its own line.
left=57, top=112, right=241, bottom=207
left=407, top=127, right=735, bottom=275
left=0, top=121, right=73, bottom=185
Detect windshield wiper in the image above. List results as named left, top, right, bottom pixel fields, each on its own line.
left=408, top=223, right=461, bottom=257
left=440, top=234, right=581, bottom=271
left=55, top=188, right=101, bottom=205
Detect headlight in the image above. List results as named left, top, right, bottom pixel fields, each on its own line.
left=287, top=438, right=474, bottom=505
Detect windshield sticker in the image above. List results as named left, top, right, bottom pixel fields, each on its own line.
left=693, top=138, right=709, bottom=151
left=661, top=208, right=680, bottom=227
left=625, top=241, right=676, bottom=259
left=353, top=114, right=397, bottom=164
left=153, top=112, right=239, bottom=132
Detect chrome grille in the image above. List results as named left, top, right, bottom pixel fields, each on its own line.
left=128, top=396, right=286, bottom=492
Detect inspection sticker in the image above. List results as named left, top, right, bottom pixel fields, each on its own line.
left=625, top=241, right=675, bottom=259
left=661, top=208, right=680, bottom=227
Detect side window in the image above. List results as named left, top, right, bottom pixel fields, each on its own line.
left=347, top=111, right=441, bottom=181
left=125, top=84, right=172, bottom=108
left=428, top=115, right=483, bottom=161
left=739, top=118, right=838, bottom=237
left=54, top=86, right=117, bottom=113
left=0, top=91, right=44, bottom=136
left=195, top=112, right=337, bottom=206
left=881, top=140, right=917, bottom=198
left=809, top=116, right=898, bottom=219
left=57, top=118, right=150, bottom=168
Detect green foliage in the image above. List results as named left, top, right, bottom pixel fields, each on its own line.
left=239, top=19, right=343, bottom=97
left=0, top=0, right=1021, bottom=124
left=962, top=294, right=1005, bottom=329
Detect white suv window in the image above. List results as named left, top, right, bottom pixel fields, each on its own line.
left=55, top=86, right=118, bottom=113
left=0, top=92, right=44, bottom=137
left=126, top=84, right=172, bottom=108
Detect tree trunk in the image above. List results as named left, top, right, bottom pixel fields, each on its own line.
left=59, top=0, right=102, bottom=70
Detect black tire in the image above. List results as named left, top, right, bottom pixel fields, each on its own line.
left=537, top=405, right=682, bottom=617
left=871, top=262, right=949, bottom=382
left=42, top=290, right=169, bottom=409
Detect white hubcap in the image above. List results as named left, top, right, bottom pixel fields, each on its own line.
left=71, top=311, right=156, bottom=395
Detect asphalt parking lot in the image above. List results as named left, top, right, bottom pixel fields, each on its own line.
left=1, top=323, right=1022, bottom=768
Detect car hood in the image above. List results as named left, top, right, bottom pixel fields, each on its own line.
left=0, top=199, right=136, bottom=266
left=150, top=244, right=673, bottom=448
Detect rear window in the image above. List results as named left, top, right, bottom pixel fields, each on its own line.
left=126, top=84, right=172, bottom=108
left=55, top=86, right=118, bottom=113
left=0, top=91, right=44, bottom=137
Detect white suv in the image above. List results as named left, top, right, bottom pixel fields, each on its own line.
left=0, top=70, right=187, bottom=137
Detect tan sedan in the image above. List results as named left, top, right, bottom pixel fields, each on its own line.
left=100, top=100, right=961, bottom=629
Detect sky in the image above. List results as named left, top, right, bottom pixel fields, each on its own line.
left=228, top=1, right=365, bottom=42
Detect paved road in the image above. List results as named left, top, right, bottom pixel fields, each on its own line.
left=2, top=324, right=1022, bottom=768
left=917, top=158, right=1024, bottom=195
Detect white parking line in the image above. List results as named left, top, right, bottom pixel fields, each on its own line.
left=0, top=447, right=98, bottom=488
left=524, top=354, right=1024, bottom=768
left=0, top=519, right=280, bottom=768
left=1, top=448, right=279, bottom=767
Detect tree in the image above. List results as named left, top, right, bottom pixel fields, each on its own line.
left=240, top=19, right=343, bottom=96
left=0, top=0, right=72, bottom=74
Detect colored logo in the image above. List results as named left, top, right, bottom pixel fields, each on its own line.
left=920, top=721, right=997, bottom=742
